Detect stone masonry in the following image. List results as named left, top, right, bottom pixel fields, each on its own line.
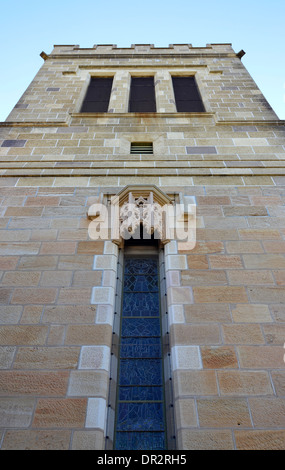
left=0, top=43, right=285, bottom=450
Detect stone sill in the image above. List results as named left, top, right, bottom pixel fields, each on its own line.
left=70, top=112, right=215, bottom=119
left=1, top=116, right=284, bottom=128
left=0, top=168, right=284, bottom=178
left=0, top=121, right=68, bottom=128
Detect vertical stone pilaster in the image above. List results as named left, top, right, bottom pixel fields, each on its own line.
left=72, top=240, right=119, bottom=447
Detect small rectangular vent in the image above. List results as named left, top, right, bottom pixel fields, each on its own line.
left=131, top=142, right=153, bottom=154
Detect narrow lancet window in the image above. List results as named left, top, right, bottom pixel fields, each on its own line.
left=114, top=255, right=166, bottom=450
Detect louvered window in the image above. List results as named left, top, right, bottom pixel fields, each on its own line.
left=80, top=77, right=113, bottom=112
left=129, top=77, right=156, bottom=112
left=172, top=76, right=205, bottom=112
left=131, top=142, right=153, bottom=154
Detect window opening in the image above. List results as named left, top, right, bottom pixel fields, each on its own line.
left=114, top=253, right=167, bottom=450
left=130, top=142, right=153, bottom=155
left=129, top=77, right=156, bottom=112
left=172, top=76, right=205, bottom=112
left=80, top=77, right=113, bottom=112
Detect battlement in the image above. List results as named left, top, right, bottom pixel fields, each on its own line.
left=48, top=43, right=236, bottom=56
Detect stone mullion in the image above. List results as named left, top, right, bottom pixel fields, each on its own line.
left=108, top=71, right=130, bottom=114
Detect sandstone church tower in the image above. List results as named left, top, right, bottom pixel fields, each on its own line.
left=0, top=43, right=284, bottom=450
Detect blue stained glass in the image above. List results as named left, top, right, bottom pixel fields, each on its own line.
left=115, top=432, right=165, bottom=450
left=119, top=359, right=163, bottom=386
left=124, top=275, right=158, bottom=292
left=121, top=318, right=160, bottom=337
left=119, top=386, right=163, bottom=401
left=122, top=292, right=159, bottom=316
left=115, top=257, right=166, bottom=450
left=124, top=258, right=157, bottom=275
left=120, top=337, right=161, bottom=358
left=116, top=402, right=164, bottom=431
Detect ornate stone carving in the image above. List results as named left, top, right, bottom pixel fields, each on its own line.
left=113, top=185, right=173, bottom=244
left=87, top=185, right=196, bottom=249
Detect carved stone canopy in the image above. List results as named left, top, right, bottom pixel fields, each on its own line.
left=87, top=185, right=173, bottom=245
left=112, top=185, right=173, bottom=245
left=87, top=185, right=196, bottom=248
left=112, top=185, right=173, bottom=208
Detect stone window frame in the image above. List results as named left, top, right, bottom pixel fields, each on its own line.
left=75, top=70, right=160, bottom=115
left=88, top=185, right=194, bottom=449
left=112, top=250, right=168, bottom=449
left=169, top=70, right=209, bottom=113
left=74, top=71, right=116, bottom=114
left=128, top=74, right=157, bottom=113
left=73, top=67, right=211, bottom=115
left=103, top=236, right=175, bottom=450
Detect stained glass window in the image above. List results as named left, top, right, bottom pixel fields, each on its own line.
left=114, top=257, right=166, bottom=450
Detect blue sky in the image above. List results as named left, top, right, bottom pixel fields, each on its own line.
left=0, top=0, right=284, bottom=121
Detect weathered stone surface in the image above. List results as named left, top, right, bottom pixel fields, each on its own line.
left=0, top=42, right=284, bottom=452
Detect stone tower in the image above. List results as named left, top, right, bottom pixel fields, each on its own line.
left=0, top=43, right=284, bottom=450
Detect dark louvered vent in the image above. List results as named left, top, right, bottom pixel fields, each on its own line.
left=130, top=142, right=153, bottom=154
left=172, top=76, right=205, bottom=112
left=129, top=77, right=156, bottom=112
left=80, top=77, right=113, bottom=112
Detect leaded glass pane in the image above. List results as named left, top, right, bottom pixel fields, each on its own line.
left=117, top=403, right=164, bottom=431
left=120, top=337, right=161, bottom=358
left=121, top=318, right=160, bottom=337
left=119, top=359, right=163, bottom=386
left=124, top=258, right=157, bottom=275
left=119, top=386, right=163, bottom=401
left=115, top=432, right=165, bottom=451
left=122, top=292, right=159, bottom=316
left=114, top=257, right=166, bottom=450
left=124, top=275, right=158, bottom=292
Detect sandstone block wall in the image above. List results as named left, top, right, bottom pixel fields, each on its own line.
left=0, top=43, right=284, bottom=450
